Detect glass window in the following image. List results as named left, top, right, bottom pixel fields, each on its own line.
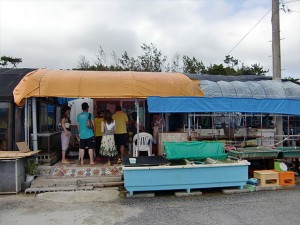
left=0, top=102, right=10, bottom=150
left=39, top=103, right=55, bottom=132
left=56, top=106, right=61, bottom=131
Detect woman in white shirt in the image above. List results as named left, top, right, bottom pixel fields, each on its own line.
left=100, top=110, right=118, bottom=166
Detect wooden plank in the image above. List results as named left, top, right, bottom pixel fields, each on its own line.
left=0, top=150, right=40, bottom=158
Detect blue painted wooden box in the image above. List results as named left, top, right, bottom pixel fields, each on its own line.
left=123, top=161, right=250, bottom=196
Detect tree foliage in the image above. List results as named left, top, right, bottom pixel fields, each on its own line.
left=75, top=45, right=272, bottom=77
left=138, top=43, right=167, bottom=72
left=224, top=55, right=239, bottom=69
left=94, top=45, right=107, bottom=68
left=282, top=77, right=300, bottom=85
left=182, top=56, right=205, bottom=74
left=76, top=43, right=167, bottom=72
left=0, top=56, right=22, bottom=68
left=119, top=51, right=139, bottom=71
left=77, top=55, right=90, bottom=70
left=169, top=53, right=181, bottom=73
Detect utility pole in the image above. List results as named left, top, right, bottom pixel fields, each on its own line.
left=272, top=0, right=283, bottom=145
left=272, top=0, right=281, bottom=80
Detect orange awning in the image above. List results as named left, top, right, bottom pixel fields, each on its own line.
left=13, top=69, right=203, bottom=105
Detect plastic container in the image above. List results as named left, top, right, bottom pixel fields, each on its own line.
left=129, top=158, right=136, bottom=164
left=247, top=178, right=259, bottom=186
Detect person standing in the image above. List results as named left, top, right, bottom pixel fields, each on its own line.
left=60, top=105, right=71, bottom=164
left=77, top=102, right=95, bottom=165
left=130, top=112, right=144, bottom=134
left=112, top=105, right=128, bottom=160
left=152, top=114, right=165, bottom=155
left=100, top=110, right=118, bottom=166
left=94, top=111, right=104, bottom=158
left=152, top=114, right=165, bottom=144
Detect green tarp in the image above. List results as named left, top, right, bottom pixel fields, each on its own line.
left=276, top=147, right=300, bottom=158
left=164, top=141, right=228, bottom=160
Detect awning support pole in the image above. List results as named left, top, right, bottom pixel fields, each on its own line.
left=135, top=99, right=140, bottom=153
left=24, top=99, right=28, bottom=144
left=32, top=97, right=38, bottom=150
left=260, top=114, right=263, bottom=146
left=188, top=115, right=191, bottom=138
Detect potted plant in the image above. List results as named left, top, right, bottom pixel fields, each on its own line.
left=25, top=157, right=39, bottom=182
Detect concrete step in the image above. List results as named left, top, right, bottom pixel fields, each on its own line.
left=25, top=186, right=94, bottom=194
left=25, top=175, right=124, bottom=193
left=31, top=176, right=123, bottom=188
left=28, top=161, right=124, bottom=194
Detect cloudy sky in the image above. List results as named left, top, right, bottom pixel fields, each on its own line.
left=0, top=0, right=299, bottom=78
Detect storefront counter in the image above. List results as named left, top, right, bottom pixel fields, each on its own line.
left=123, top=159, right=250, bottom=196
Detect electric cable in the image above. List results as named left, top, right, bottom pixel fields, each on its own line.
left=222, top=8, right=271, bottom=61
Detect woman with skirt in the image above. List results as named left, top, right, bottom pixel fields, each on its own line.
left=61, top=105, right=72, bottom=164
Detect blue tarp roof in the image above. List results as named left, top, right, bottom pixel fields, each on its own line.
left=148, top=77, right=300, bottom=115
left=147, top=97, right=300, bottom=115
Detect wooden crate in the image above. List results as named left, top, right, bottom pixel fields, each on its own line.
left=275, top=171, right=295, bottom=186
left=254, top=170, right=279, bottom=187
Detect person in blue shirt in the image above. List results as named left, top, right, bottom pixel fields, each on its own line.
left=77, top=102, right=95, bottom=165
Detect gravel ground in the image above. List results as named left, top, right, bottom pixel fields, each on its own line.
left=0, top=185, right=299, bottom=225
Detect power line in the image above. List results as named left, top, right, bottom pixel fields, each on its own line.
left=222, top=8, right=271, bottom=61
left=284, top=0, right=300, bottom=3
left=281, top=0, right=300, bottom=13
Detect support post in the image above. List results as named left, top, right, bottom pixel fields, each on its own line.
left=24, top=99, right=28, bottom=144
left=272, top=0, right=281, bottom=80
left=32, top=97, right=38, bottom=150
left=272, top=0, right=283, bottom=144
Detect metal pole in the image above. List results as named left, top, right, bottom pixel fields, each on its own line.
left=194, top=113, right=196, bottom=138
left=260, top=114, right=263, bottom=146
left=32, top=97, right=38, bottom=150
left=135, top=99, right=140, bottom=153
left=288, top=115, right=290, bottom=146
left=229, top=114, right=231, bottom=141
left=188, top=114, right=191, bottom=138
left=244, top=114, right=247, bottom=142
left=27, top=99, right=30, bottom=145
left=24, top=99, right=28, bottom=144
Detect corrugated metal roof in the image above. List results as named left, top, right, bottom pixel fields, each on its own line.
left=186, top=74, right=300, bottom=99
left=0, top=68, right=36, bottom=101
left=186, top=74, right=272, bottom=82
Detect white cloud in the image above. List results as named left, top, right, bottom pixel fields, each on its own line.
left=0, top=0, right=299, bottom=78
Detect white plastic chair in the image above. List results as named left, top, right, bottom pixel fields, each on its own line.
left=133, top=132, right=153, bottom=157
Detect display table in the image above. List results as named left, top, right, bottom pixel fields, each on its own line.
left=0, top=146, right=39, bottom=194
left=123, top=141, right=250, bottom=196
left=123, top=160, right=250, bottom=196
left=227, top=147, right=280, bottom=159
left=123, top=156, right=170, bottom=167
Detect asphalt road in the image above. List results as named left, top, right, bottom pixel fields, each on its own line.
left=0, top=185, right=299, bottom=225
